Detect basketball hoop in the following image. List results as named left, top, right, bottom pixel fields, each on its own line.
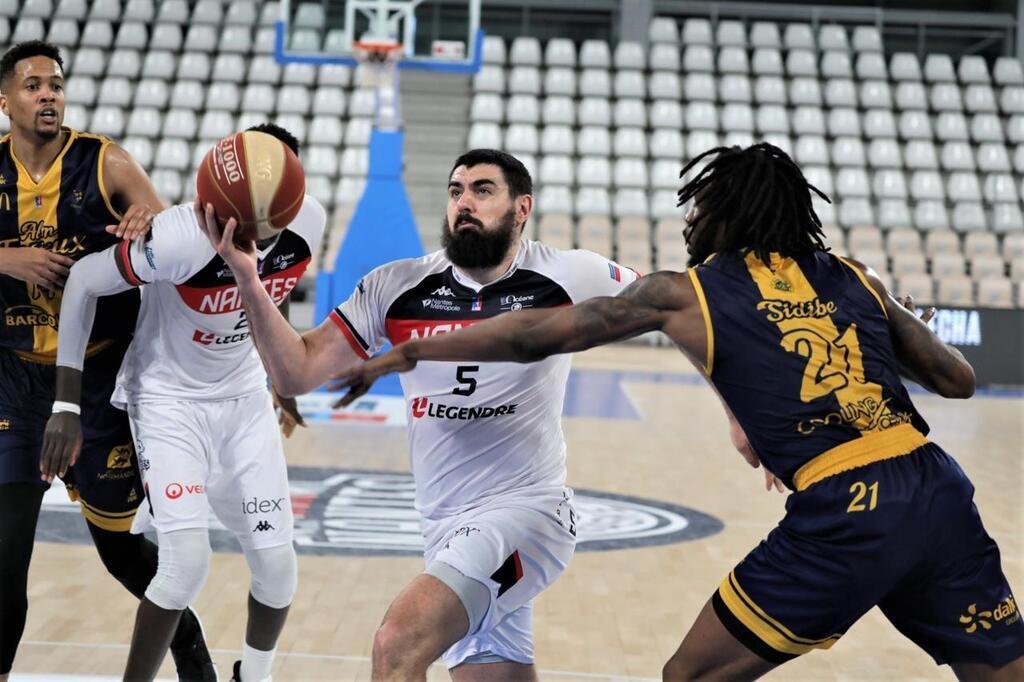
left=353, top=40, right=403, bottom=86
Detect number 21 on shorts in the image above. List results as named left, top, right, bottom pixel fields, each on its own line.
left=847, top=480, right=879, bottom=512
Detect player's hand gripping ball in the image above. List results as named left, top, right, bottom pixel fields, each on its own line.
left=196, top=130, right=305, bottom=243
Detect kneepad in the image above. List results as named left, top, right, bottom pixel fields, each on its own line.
left=246, top=543, right=297, bottom=609
left=144, top=529, right=211, bottom=611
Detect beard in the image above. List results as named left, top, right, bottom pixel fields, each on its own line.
left=442, top=209, right=519, bottom=269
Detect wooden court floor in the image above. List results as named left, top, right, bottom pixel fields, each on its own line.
left=13, top=345, right=1024, bottom=681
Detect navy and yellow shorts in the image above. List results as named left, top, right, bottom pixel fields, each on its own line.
left=0, top=345, right=142, bottom=531
left=714, top=443, right=1023, bottom=667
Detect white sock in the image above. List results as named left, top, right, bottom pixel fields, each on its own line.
left=241, top=642, right=276, bottom=682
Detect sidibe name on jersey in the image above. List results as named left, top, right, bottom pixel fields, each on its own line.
left=756, top=297, right=837, bottom=323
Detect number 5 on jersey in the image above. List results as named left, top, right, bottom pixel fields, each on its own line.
left=453, top=366, right=479, bottom=396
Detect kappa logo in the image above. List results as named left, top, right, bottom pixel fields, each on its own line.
left=253, top=520, right=275, bottom=532
left=431, top=286, right=455, bottom=297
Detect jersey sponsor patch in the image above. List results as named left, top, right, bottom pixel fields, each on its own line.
left=37, top=467, right=724, bottom=556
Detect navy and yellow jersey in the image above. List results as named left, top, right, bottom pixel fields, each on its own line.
left=689, top=249, right=930, bottom=490
left=0, top=127, right=139, bottom=363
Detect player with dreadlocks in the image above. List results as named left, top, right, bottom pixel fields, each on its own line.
left=330, top=143, right=1024, bottom=679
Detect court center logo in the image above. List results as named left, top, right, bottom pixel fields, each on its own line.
left=38, top=467, right=723, bottom=556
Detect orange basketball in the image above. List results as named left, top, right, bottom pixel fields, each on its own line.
left=195, top=131, right=305, bottom=242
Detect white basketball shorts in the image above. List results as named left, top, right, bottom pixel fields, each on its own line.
left=127, top=390, right=293, bottom=550
left=423, top=488, right=578, bottom=668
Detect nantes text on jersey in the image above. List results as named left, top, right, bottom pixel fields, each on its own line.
left=0, top=128, right=139, bottom=361
left=689, top=250, right=930, bottom=490
left=332, top=241, right=639, bottom=521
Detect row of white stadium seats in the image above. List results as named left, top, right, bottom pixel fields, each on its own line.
left=30, top=47, right=356, bottom=86
left=117, top=137, right=371, bottom=178
left=466, top=123, right=1024, bottom=163
left=64, top=78, right=362, bottom=115
left=145, top=165, right=368, bottom=203
left=28, top=105, right=372, bottom=147
left=647, top=18, right=884, bottom=52
left=0, top=0, right=281, bottom=27
left=473, top=67, right=1024, bottom=110
left=484, top=36, right=1013, bottom=84
left=839, top=226, right=1024, bottom=260
left=54, top=53, right=356, bottom=87
left=471, top=97, right=1021, bottom=140
left=528, top=184, right=1024, bottom=226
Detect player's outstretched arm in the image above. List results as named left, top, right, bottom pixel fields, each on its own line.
left=849, top=259, right=976, bottom=398
left=42, top=247, right=135, bottom=482
left=102, top=143, right=167, bottom=240
left=332, top=272, right=689, bottom=405
left=195, top=200, right=364, bottom=397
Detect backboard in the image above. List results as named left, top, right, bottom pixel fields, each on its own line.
left=276, top=0, right=483, bottom=73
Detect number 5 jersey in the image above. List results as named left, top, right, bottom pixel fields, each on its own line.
left=332, top=240, right=639, bottom=521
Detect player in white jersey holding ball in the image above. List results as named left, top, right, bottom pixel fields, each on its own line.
left=41, top=124, right=325, bottom=682
left=199, top=148, right=638, bottom=681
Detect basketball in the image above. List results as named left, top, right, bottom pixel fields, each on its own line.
left=195, top=130, right=305, bottom=242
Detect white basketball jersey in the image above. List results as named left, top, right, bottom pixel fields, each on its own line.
left=110, top=196, right=325, bottom=405
left=333, top=240, right=639, bottom=520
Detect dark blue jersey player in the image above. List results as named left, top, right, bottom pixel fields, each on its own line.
left=0, top=41, right=213, bottom=681
left=335, top=143, right=1024, bottom=681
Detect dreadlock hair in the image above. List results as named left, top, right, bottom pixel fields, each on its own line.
left=677, top=143, right=831, bottom=267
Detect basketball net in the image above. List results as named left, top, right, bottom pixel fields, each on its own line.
left=353, top=41, right=404, bottom=131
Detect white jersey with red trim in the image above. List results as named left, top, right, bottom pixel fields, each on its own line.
left=110, top=196, right=325, bottom=405
left=333, top=240, right=638, bottom=520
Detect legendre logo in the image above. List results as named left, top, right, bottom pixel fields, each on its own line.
left=410, top=397, right=519, bottom=420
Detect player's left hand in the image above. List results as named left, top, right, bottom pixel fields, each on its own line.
left=272, top=387, right=306, bottom=438
left=106, top=204, right=156, bottom=241
left=898, top=294, right=936, bottom=324
left=729, top=416, right=785, bottom=493
left=327, top=346, right=419, bottom=408
left=40, top=411, right=83, bottom=483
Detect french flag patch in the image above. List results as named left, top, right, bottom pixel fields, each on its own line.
left=471, top=295, right=483, bottom=311
left=608, top=263, right=622, bottom=282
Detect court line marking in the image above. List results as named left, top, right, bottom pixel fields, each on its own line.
left=19, top=640, right=660, bottom=681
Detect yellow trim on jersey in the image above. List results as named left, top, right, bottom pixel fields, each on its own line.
left=77, top=497, right=138, bottom=531
left=835, top=255, right=887, bottom=319
left=87, top=132, right=123, bottom=221
left=687, top=268, right=714, bottom=375
left=793, top=423, right=928, bottom=491
left=14, top=338, right=113, bottom=364
left=718, top=570, right=841, bottom=655
left=744, top=252, right=897, bottom=432
left=78, top=503, right=136, bottom=532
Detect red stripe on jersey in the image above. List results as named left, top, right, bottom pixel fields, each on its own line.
left=329, top=310, right=371, bottom=360
left=117, top=240, right=145, bottom=286
left=175, top=260, right=309, bottom=314
left=385, top=318, right=482, bottom=345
